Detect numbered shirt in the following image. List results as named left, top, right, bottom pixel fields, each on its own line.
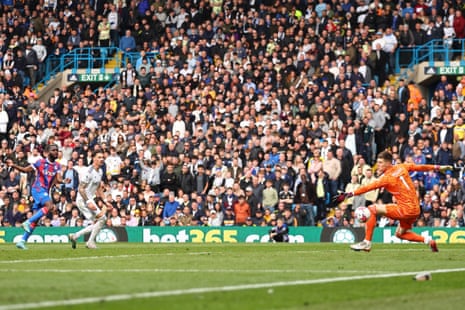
left=353, top=163, right=436, bottom=208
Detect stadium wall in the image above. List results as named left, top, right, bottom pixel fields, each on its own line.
left=1, top=227, right=464, bottom=244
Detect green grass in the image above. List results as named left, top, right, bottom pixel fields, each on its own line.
left=0, top=243, right=464, bottom=310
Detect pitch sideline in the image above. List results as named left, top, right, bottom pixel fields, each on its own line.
left=1, top=267, right=464, bottom=310
left=0, top=268, right=386, bottom=273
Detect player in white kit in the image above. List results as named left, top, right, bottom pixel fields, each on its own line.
left=69, top=151, right=109, bottom=249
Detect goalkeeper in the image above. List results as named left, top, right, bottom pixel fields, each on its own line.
left=69, top=151, right=110, bottom=249
left=333, top=151, right=452, bottom=252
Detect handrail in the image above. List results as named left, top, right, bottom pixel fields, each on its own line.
left=37, top=40, right=465, bottom=93
left=35, top=47, right=123, bottom=92
left=395, top=38, right=465, bottom=74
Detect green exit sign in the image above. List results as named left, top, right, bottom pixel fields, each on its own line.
left=68, top=73, right=116, bottom=82
left=424, top=66, right=465, bottom=75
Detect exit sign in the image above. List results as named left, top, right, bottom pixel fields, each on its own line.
left=424, top=66, right=465, bottom=75
left=68, top=73, right=117, bottom=82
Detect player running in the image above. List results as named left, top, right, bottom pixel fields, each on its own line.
left=69, top=150, right=109, bottom=249
left=7, top=144, right=69, bottom=250
left=333, top=150, right=451, bottom=252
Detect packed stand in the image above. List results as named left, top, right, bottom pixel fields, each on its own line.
left=0, top=0, right=465, bottom=230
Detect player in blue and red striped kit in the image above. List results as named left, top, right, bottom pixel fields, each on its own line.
left=7, top=144, right=69, bottom=250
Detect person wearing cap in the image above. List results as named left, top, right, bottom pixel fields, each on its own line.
left=222, top=206, right=235, bottom=226
left=243, top=216, right=256, bottom=227
left=207, top=207, right=223, bottom=226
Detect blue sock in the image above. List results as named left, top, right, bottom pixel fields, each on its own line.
left=28, top=209, right=46, bottom=223
left=21, top=231, right=32, bottom=242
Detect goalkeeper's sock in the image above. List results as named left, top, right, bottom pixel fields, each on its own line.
left=423, top=236, right=432, bottom=244
left=29, top=207, right=49, bottom=223
left=399, top=231, right=424, bottom=243
left=364, top=205, right=377, bottom=241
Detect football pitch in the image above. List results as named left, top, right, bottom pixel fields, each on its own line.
left=0, top=243, right=464, bottom=310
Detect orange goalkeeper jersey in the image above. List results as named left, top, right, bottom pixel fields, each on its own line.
left=353, top=164, right=436, bottom=209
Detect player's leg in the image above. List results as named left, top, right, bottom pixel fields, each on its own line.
left=22, top=189, right=51, bottom=232
left=69, top=199, right=96, bottom=249
left=387, top=203, right=438, bottom=252
left=395, top=222, right=438, bottom=252
left=350, top=203, right=387, bottom=252
left=87, top=216, right=106, bottom=249
left=17, top=194, right=53, bottom=249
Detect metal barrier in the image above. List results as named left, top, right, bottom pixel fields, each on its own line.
left=35, top=47, right=123, bottom=91
left=395, top=38, right=465, bottom=75
left=36, top=41, right=465, bottom=92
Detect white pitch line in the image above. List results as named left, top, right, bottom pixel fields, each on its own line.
left=0, top=252, right=215, bottom=264
left=294, top=249, right=432, bottom=253
left=1, top=267, right=464, bottom=310
left=0, top=268, right=385, bottom=274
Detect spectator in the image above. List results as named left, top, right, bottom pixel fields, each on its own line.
left=262, top=179, right=278, bottom=212
left=162, top=191, right=179, bottom=220
left=0, top=0, right=464, bottom=231
left=119, top=30, right=136, bottom=53
left=233, top=194, right=250, bottom=226
left=269, top=217, right=289, bottom=243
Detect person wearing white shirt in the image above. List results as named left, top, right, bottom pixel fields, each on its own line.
left=84, top=114, right=98, bottom=131
left=0, top=104, right=8, bottom=141
left=69, top=151, right=110, bottom=249
left=105, top=147, right=122, bottom=180
left=345, top=126, right=358, bottom=156
left=172, top=114, right=186, bottom=138
left=107, top=4, right=119, bottom=46
left=382, top=28, right=398, bottom=75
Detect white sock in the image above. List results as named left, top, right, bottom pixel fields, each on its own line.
left=74, top=224, right=94, bottom=239
left=424, top=236, right=431, bottom=244
left=88, top=218, right=105, bottom=243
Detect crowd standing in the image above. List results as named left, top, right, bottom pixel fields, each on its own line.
left=0, top=0, right=465, bottom=231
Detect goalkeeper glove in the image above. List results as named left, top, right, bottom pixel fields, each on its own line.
left=437, top=165, right=453, bottom=173
left=331, top=192, right=354, bottom=204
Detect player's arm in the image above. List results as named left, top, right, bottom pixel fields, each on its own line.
left=353, top=177, right=387, bottom=196
left=406, top=163, right=453, bottom=173
left=55, top=172, right=71, bottom=185
left=94, top=182, right=111, bottom=218
left=333, top=177, right=387, bottom=204
left=6, top=159, right=34, bottom=173
left=78, top=181, right=98, bottom=211
left=279, top=225, right=289, bottom=235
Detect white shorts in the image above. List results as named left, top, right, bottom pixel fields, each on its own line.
left=76, top=197, right=100, bottom=222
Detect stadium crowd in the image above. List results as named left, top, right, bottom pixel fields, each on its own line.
left=0, top=0, right=465, bottom=230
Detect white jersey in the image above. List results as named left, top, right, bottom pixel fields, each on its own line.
left=77, top=165, right=103, bottom=201
left=76, top=165, right=104, bottom=222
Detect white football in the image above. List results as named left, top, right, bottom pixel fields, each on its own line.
left=355, top=206, right=371, bottom=223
